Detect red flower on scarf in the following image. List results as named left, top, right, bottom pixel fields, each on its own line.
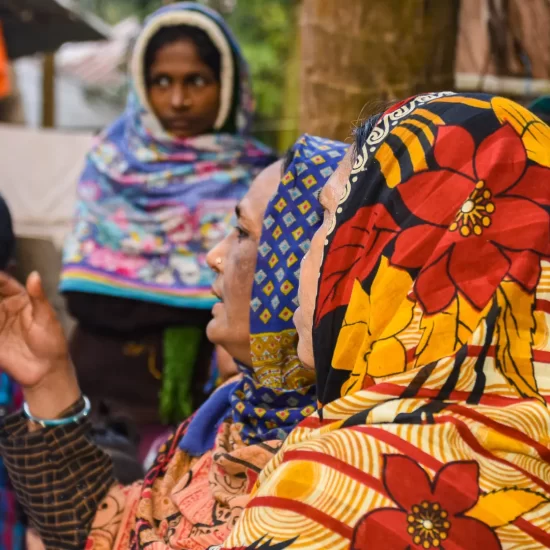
left=351, top=455, right=501, bottom=550
left=390, top=124, right=550, bottom=314
left=315, top=204, right=400, bottom=324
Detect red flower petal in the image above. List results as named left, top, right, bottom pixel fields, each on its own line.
left=508, top=164, right=550, bottom=206
left=431, top=461, right=480, bottom=515
left=398, top=170, right=474, bottom=226
left=449, top=240, right=510, bottom=310
left=434, top=125, right=476, bottom=180
left=502, top=249, right=542, bottom=291
left=351, top=508, right=411, bottom=550
left=392, top=225, right=447, bottom=269
left=415, top=251, right=456, bottom=314
left=443, top=517, right=502, bottom=550
left=315, top=205, right=398, bottom=325
left=383, top=455, right=433, bottom=512
left=476, top=124, right=526, bottom=195
left=487, top=197, right=550, bottom=256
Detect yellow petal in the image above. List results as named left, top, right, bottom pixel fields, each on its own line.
left=367, top=336, right=407, bottom=378
left=417, top=295, right=485, bottom=365
left=433, top=96, right=491, bottom=109
left=467, top=489, right=548, bottom=528
left=375, top=142, right=401, bottom=189
left=332, top=257, right=414, bottom=396
left=492, top=96, right=550, bottom=168
left=370, top=257, right=414, bottom=338
left=332, top=279, right=371, bottom=374
left=495, top=281, right=542, bottom=402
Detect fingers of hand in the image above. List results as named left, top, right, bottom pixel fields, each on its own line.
left=0, top=271, right=25, bottom=298
left=26, top=272, right=45, bottom=300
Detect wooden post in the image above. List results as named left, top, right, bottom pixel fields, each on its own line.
left=299, top=0, right=460, bottom=141
left=42, top=53, right=55, bottom=128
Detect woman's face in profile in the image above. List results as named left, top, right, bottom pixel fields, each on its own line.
left=205, top=161, right=284, bottom=366
left=147, top=38, right=221, bottom=138
left=294, top=149, right=353, bottom=369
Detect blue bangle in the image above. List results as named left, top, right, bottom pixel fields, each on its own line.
left=23, top=396, right=91, bottom=428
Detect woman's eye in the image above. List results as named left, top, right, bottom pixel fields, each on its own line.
left=235, top=226, right=248, bottom=242
left=152, top=76, right=171, bottom=88
left=190, top=75, right=207, bottom=87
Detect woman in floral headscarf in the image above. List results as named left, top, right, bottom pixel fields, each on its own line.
left=221, top=93, right=550, bottom=550
left=60, top=2, right=276, bottom=447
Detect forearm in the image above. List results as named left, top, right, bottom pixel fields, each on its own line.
left=0, top=400, right=115, bottom=549
left=22, top=358, right=81, bottom=421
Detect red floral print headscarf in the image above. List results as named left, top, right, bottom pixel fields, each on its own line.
left=220, top=93, right=550, bottom=550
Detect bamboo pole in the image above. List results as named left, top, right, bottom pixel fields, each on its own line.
left=41, top=53, right=55, bottom=128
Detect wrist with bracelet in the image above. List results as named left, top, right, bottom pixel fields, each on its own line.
left=23, top=395, right=91, bottom=428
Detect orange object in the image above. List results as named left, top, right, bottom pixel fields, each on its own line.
left=0, top=23, right=11, bottom=99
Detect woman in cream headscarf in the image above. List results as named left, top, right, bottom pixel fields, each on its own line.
left=60, top=2, right=275, bottom=446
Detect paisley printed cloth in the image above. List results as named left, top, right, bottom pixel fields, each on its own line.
left=220, top=93, right=550, bottom=550
left=60, top=2, right=275, bottom=309
left=85, top=134, right=347, bottom=549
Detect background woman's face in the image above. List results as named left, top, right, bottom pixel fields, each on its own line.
left=294, top=150, right=353, bottom=369
left=147, top=38, right=221, bottom=138
left=206, top=161, right=283, bottom=366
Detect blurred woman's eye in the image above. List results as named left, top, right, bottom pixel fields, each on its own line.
left=151, top=75, right=171, bottom=88
left=235, top=225, right=248, bottom=242
left=189, top=75, right=207, bottom=88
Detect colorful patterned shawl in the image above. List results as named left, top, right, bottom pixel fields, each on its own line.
left=221, top=93, right=550, bottom=550
left=87, top=134, right=347, bottom=550
left=60, top=3, right=275, bottom=309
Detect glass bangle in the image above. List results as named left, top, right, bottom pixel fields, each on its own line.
left=23, top=395, right=91, bottom=428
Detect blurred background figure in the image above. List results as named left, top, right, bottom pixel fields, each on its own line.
left=58, top=2, right=275, bottom=462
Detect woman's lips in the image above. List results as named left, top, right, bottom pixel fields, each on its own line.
left=167, top=118, right=193, bottom=130
left=212, top=301, right=224, bottom=314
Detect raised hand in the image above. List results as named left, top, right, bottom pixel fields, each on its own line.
left=0, top=271, right=80, bottom=419
left=0, top=271, right=68, bottom=388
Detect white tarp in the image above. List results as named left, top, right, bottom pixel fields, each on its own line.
left=0, top=123, right=92, bottom=247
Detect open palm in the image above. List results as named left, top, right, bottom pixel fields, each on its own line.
left=0, top=272, right=68, bottom=389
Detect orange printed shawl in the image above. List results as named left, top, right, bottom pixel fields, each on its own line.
left=221, top=93, right=550, bottom=550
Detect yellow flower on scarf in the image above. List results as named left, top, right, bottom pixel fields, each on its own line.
left=332, top=256, right=415, bottom=397
left=492, top=96, right=550, bottom=169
